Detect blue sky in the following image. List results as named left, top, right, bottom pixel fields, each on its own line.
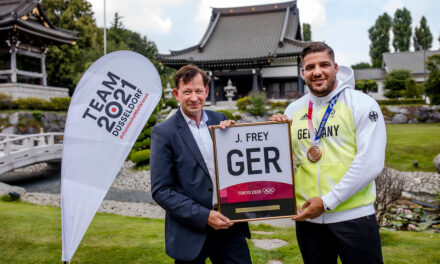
left=88, top=0, right=440, bottom=66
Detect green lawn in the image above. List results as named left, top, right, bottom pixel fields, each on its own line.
left=385, top=123, right=440, bottom=172
left=1, top=200, right=440, bottom=263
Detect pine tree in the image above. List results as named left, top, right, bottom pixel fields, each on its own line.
left=302, top=23, right=311, bottom=41
left=392, top=8, right=412, bottom=52
left=369, top=13, right=392, bottom=67
left=413, top=16, right=433, bottom=50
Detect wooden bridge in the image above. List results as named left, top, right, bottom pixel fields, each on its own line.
left=0, top=133, right=63, bottom=174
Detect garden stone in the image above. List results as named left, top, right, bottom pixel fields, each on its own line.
left=8, top=112, right=19, bottom=125
left=392, top=114, right=407, bottom=123
left=417, top=107, right=430, bottom=121
left=0, top=182, right=26, bottom=196
left=252, top=239, right=288, bottom=250
left=430, top=111, right=440, bottom=122
left=434, top=154, right=440, bottom=173
left=1, top=126, right=17, bottom=134
left=408, top=118, right=418, bottom=124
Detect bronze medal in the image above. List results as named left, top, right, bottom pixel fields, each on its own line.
left=307, top=146, right=322, bottom=162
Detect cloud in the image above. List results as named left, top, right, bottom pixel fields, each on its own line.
left=88, top=0, right=184, bottom=34
left=382, top=0, right=404, bottom=15
left=297, top=0, right=328, bottom=28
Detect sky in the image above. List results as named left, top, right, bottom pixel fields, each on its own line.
left=88, top=0, right=440, bottom=67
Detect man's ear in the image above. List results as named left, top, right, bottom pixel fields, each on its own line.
left=300, top=68, right=305, bottom=80
left=172, top=89, right=180, bottom=101
left=205, top=86, right=209, bottom=99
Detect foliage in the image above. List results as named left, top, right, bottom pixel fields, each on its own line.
left=147, top=115, right=158, bottom=126
left=386, top=123, right=440, bottom=172
left=217, top=110, right=236, bottom=121
left=351, top=62, right=372, bottom=69
left=374, top=167, right=404, bottom=225
left=165, top=98, right=178, bottom=108
left=1, top=201, right=440, bottom=263
left=130, top=149, right=150, bottom=164
left=270, top=101, right=289, bottom=108
left=376, top=99, right=425, bottom=105
left=32, top=110, right=42, bottom=121
left=392, top=8, right=412, bottom=52
left=369, top=13, right=392, bottom=67
left=403, top=78, right=422, bottom=98
left=384, top=69, right=412, bottom=98
left=302, top=23, right=311, bottom=41
left=41, top=0, right=102, bottom=93
left=0, top=93, right=14, bottom=109
left=13, top=97, right=47, bottom=110
left=413, top=16, right=433, bottom=50
left=46, top=97, right=71, bottom=111
left=381, top=205, right=440, bottom=232
left=247, top=93, right=267, bottom=116
left=425, top=54, right=440, bottom=104
left=236, top=96, right=249, bottom=110
left=355, top=79, right=378, bottom=93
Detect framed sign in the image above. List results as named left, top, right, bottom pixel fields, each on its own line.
left=211, top=121, right=296, bottom=222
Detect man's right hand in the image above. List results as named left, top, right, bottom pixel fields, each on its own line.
left=269, top=113, right=289, bottom=122
left=207, top=210, right=234, bottom=230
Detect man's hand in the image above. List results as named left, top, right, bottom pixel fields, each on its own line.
left=292, top=197, right=325, bottom=221
left=269, top=113, right=289, bottom=122
left=218, top=120, right=236, bottom=130
left=207, top=210, right=234, bottom=230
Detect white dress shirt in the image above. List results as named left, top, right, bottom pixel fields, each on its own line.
left=181, top=109, right=218, bottom=205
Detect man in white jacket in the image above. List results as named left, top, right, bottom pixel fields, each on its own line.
left=270, top=42, right=386, bottom=263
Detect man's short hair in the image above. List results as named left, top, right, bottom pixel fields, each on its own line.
left=174, top=65, right=210, bottom=89
left=301, top=42, right=335, bottom=62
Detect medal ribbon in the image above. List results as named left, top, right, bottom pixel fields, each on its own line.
left=308, top=91, right=342, bottom=146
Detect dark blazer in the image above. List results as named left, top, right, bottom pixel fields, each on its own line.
left=150, top=109, right=250, bottom=261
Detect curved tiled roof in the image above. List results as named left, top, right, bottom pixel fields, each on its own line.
left=158, top=1, right=307, bottom=67
left=0, top=0, right=78, bottom=45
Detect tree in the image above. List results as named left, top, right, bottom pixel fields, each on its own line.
left=425, top=54, right=440, bottom=104
left=392, top=8, right=412, bottom=52
left=413, top=16, right=433, bottom=50
left=302, top=23, right=311, bottom=41
left=355, top=80, right=378, bottom=94
left=369, top=13, right=392, bottom=67
left=404, top=78, right=422, bottom=98
left=384, top=69, right=412, bottom=98
left=41, top=0, right=102, bottom=93
left=351, top=62, right=372, bottom=69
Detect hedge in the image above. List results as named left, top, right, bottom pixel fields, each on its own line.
left=0, top=93, right=71, bottom=111
left=130, top=149, right=150, bottom=164
left=377, top=99, right=426, bottom=105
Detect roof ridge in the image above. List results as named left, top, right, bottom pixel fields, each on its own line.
left=213, top=1, right=296, bottom=16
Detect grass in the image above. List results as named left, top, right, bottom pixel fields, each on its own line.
left=385, top=123, right=440, bottom=171
left=1, top=200, right=440, bottom=263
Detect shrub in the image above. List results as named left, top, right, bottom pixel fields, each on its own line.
left=376, top=99, right=425, bottom=105
left=247, top=93, right=267, bottom=116
left=236, top=96, right=249, bottom=110
left=218, top=110, right=236, bottom=121
left=47, top=97, right=71, bottom=111
left=0, top=93, right=14, bottom=109
left=147, top=115, right=158, bottom=126
left=32, top=110, right=41, bottom=121
left=145, top=127, right=153, bottom=137
left=270, top=101, right=288, bottom=108
left=13, top=97, right=48, bottom=110
left=374, top=167, right=404, bottom=226
left=165, top=98, right=178, bottom=108
left=130, top=149, right=150, bottom=164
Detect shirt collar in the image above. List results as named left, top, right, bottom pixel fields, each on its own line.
left=181, top=108, right=209, bottom=126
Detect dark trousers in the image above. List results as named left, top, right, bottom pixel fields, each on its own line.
left=175, top=226, right=251, bottom=264
left=296, top=214, right=383, bottom=264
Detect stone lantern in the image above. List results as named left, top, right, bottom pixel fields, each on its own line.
left=164, top=82, right=173, bottom=100
left=223, top=79, right=237, bottom=102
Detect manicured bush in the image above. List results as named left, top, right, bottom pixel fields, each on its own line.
left=270, top=101, right=288, bottom=108
left=47, top=97, right=71, bottom=111
left=217, top=110, right=236, bottom=121
left=236, top=96, right=249, bottom=110
left=0, top=93, right=14, bottom=109
left=377, top=99, right=425, bottom=105
left=13, top=97, right=47, bottom=110
left=165, top=98, right=178, bottom=108
left=130, top=149, right=150, bottom=164
left=147, top=115, right=158, bottom=125
left=144, top=127, right=153, bottom=137
left=247, top=93, right=267, bottom=116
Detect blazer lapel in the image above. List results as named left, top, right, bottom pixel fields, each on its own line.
left=176, top=110, right=211, bottom=178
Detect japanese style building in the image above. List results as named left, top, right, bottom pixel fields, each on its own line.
left=0, top=0, right=78, bottom=99
left=158, top=1, right=307, bottom=104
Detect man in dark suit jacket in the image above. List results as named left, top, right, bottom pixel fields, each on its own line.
left=150, top=65, right=251, bottom=264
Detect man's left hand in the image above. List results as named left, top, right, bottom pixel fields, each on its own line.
left=292, top=197, right=325, bottom=221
